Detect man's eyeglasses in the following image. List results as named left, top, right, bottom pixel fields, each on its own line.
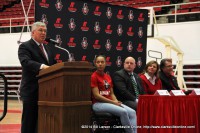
left=165, top=65, right=173, bottom=68
left=37, top=29, right=47, bottom=33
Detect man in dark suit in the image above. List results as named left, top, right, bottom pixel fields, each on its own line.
left=18, top=22, right=57, bottom=133
left=159, top=58, right=192, bottom=95
left=113, top=57, right=145, bottom=111
left=159, top=58, right=179, bottom=92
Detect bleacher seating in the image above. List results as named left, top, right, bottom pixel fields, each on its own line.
left=0, top=0, right=200, bottom=32
left=95, top=0, right=200, bottom=23
left=0, top=0, right=34, bottom=33
left=183, top=64, right=200, bottom=90
left=0, top=66, right=21, bottom=98
left=0, top=0, right=20, bottom=11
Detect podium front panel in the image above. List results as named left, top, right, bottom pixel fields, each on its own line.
left=38, top=62, right=93, bottom=133
left=38, top=103, right=91, bottom=133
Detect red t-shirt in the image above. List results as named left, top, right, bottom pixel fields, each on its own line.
left=91, top=71, right=113, bottom=104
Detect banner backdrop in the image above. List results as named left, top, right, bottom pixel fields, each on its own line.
left=35, top=0, right=148, bottom=74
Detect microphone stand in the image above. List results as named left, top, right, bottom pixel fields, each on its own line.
left=17, top=40, right=23, bottom=45
left=54, top=45, right=72, bottom=62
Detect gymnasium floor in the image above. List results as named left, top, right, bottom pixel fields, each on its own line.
left=0, top=99, right=21, bottom=133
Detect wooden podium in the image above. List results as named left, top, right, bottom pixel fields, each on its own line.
left=37, top=61, right=93, bottom=133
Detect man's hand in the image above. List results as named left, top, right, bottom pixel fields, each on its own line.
left=42, top=64, right=49, bottom=69
left=113, top=101, right=124, bottom=107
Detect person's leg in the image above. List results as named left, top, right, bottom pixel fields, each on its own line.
left=93, top=103, right=134, bottom=133
left=21, top=100, right=38, bottom=133
left=123, top=100, right=138, bottom=111
left=121, top=104, right=137, bottom=133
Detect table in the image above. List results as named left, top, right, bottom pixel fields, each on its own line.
left=137, top=95, right=200, bottom=133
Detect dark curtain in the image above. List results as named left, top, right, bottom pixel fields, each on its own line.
left=35, top=0, right=148, bottom=75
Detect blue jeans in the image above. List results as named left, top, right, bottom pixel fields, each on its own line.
left=93, top=102, right=137, bottom=133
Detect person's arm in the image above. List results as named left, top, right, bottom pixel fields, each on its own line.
left=113, top=72, right=136, bottom=101
left=110, top=87, right=119, bottom=101
left=18, top=42, right=42, bottom=73
left=92, top=87, right=121, bottom=106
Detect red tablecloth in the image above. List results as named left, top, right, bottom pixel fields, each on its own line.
left=137, top=95, right=200, bottom=133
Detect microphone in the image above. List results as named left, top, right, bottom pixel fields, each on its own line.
left=45, top=38, right=59, bottom=45
left=45, top=37, right=73, bottom=62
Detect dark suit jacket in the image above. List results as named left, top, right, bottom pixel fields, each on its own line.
left=112, top=69, right=145, bottom=102
left=159, top=71, right=180, bottom=92
left=18, top=39, right=57, bottom=101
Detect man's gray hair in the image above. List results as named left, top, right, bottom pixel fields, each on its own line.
left=31, top=22, right=46, bottom=32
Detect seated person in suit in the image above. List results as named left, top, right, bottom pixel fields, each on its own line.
left=91, top=55, right=137, bottom=133
left=112, top=57, right=145, bottom=111
left=159, top=58, right=191, bottom=95
left=139, top=60, right=162, bottom=95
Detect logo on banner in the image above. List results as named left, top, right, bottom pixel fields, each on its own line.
left=55, top=0, right=63, bottom=11
left=39, top=0, right=49, bottom=8
left=105, top=25, right=112, bottom=34
left=138, top=13, right=144, bottom=22
left=128, top=10, right=134, bottom=21
left=81, top=37, right=88, bottom=49
left=94, top=22, right=101, bottom=33
left=116, top=56, right=122, bottom=67
left=93, top=40, right=101, bottom=49
left=127, top=26, right=134, bottom=36
left=106, top=7, right=112, bottom=19
left=116, top=42, right=123, bottom=51
left=55, top=54, right=62, bottom=63
left=40, top=14, right=48, bottom=25
left=81, top=21, right=89, bottom=31
left=106, top=57, right=112, bottom=66
left=67, top=37, right=76, bottom=47
left=94, top=6, right=101, bottom=16
left=138, top=27, right=143, bottom=38
left=117, top=10, right=124, bottom=19
left=82, top=55, right=87, bottom=61
left=137, top=43, right=143, bottom=52
left=54, top=18, right=63, bottom=28
left=117, top=24, right=123, bottom=36
left=137, top=57, right=142, bottom=68
left=105, top=39, right=112, bottom=51
left=82, top=3, right=89, bottom=15
left=127, top=41, right=133, bottom=52
left=68, top=2, right=77, bottom=12
left=55, top=35, right=62, bottom=46
left=68, top=18, right=76, bottom=31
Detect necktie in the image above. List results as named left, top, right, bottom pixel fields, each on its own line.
left=39, top=44, right=48, bottom=62
left=130, top=74, right=139, bottom=98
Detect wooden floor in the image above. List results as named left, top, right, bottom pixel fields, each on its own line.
left=0, top=99, right=21, bottom=133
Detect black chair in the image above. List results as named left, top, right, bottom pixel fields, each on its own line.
left=91, top=111, right=124, bottom=133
